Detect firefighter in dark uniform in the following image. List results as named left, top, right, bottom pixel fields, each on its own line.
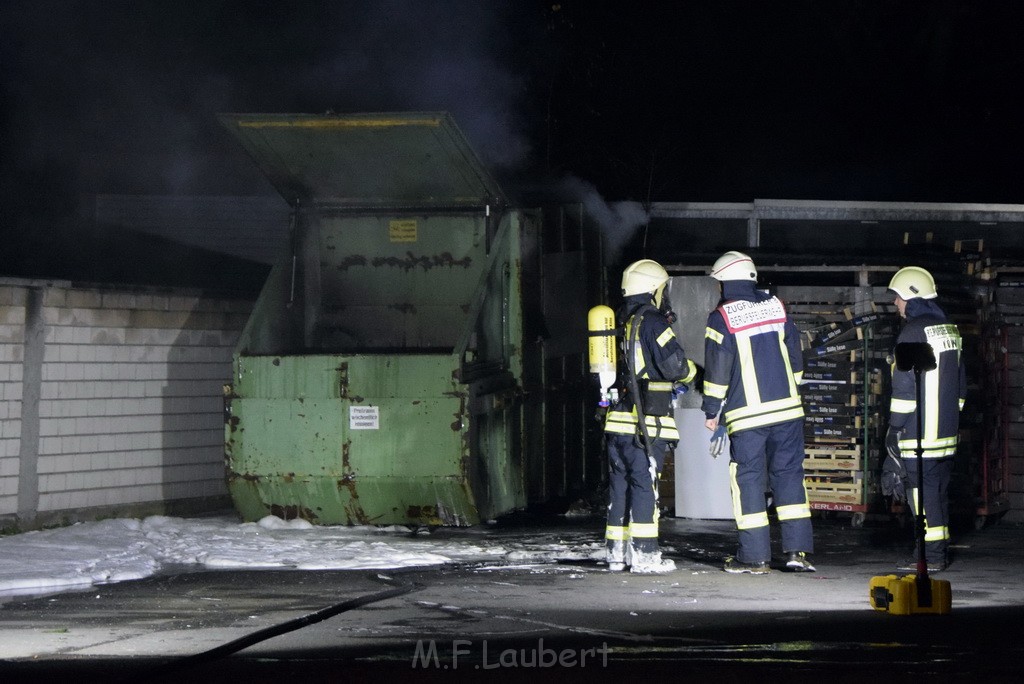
left=603, top=259, right=701, bottom=574
left=885, top=266, right=965, bottom=572
left=701, top=251, right=815, bottom=574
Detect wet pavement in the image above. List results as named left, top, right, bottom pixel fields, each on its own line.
left=2, top=513, right=1024, bottom=683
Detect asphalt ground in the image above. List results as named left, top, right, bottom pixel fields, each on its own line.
left=2, top=513, right=1024, bottom=683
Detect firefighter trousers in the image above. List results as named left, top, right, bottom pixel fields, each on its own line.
left=606, top=433, right=667, bottom=558
left=902, top=455, right=953, bottom=564
left=728, top=419, right=813, bottom=563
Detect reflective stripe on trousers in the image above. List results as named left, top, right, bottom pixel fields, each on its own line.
left=728, top=419, right=813, bottom=563
left=904, top=455, right=953, bottom=562
left=606, top=433, right=666, bottom=556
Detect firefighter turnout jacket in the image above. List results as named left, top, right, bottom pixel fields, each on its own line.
left=701, top=281, right=805, bottom=433
left=889, top=298, right=966, bottom=458
left=604, top=298, right=699, bottom=442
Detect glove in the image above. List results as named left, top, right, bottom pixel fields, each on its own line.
left=594, top=404, right=608, bottom=423
left=670, top=382, right=688, bottom=409
left=885, top=427, right=902, bottom=460
left=709, top=423, right=727, bottom=458
left=881, top=428, right=907, bottom=502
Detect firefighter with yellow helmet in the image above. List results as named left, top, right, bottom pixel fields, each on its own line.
left=884, top=266, right=966, bottom=572
left=701, top=251, right=815, bottom=574
left=601, top=259, right=702, bottom=573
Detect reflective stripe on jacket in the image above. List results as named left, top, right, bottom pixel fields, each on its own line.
left=701, top=286, right=804, bottom=434
left=890, top=300, right=965, bottom=458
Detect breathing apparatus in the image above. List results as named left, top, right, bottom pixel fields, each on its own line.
left=587, top=304, right=618, bottom=407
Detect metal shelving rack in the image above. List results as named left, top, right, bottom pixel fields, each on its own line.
left=778, top=281, right=894, bottom=527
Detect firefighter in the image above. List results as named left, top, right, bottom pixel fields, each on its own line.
left=603, top=259, right=702, bottom=573
left=885, top=266, right=965, bottom=572
left=701, top=251, right=815, bottom=574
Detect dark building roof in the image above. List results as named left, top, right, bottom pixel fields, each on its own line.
left=91, top=194, right=290, bottom=266
left=6, top=218, right=270, bottom=295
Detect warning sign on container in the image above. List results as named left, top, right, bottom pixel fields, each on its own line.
left=389, top=219, right=417, bottom=242
left=350, top=405, right=380, bottom=430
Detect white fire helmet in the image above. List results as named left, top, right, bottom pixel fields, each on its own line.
left=710, top=251, right=757, bottom=281
left=888, top=266, right=937, bottom=300
left=621, top=259, right=669, bottom=304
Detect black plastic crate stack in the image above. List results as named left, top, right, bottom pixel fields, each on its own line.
left=778, top=286, right=894, bottom=514
left=990, top=278, right=1024, bottom=522
left=923, top=243, right=996, bottom=523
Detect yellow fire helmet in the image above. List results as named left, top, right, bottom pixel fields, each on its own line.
left=888, top=266, right=937, bottom=300
left=621, top=259, right=669, bottom=296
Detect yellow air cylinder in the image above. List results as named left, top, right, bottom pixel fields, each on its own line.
left=588, top=305, right=617, bottom=403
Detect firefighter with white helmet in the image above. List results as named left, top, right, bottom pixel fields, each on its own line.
left=701, top=251, right=815, bottom=574
left=884, top=266, right=965, bottom=572
left=602, top=258, right=702, bottom=573
left=709, top=250, right=759, bottom=282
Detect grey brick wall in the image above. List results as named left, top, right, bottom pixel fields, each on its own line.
left=0, top=278, right=253, bottom=531
left=0, top=286, right=27, bottom=520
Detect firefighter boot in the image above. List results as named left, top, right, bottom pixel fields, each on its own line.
left=785, top=552, right=816, bottom=572
left=629, top=549, right=676, bottom=574
left=724, top=556, right=771, bottom=574
left=607, top=540, right=628, bottom=572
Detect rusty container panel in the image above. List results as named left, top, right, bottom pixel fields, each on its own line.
left=311, top=214, right=484, bottom=350
left=225, top=353, right=476, bottom=526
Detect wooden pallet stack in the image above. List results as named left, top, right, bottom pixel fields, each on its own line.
left=802, top=313, right=888, bottom=510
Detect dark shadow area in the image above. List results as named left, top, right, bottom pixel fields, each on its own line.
left=5, top=219, right=269, bottom=294
left=3, top=604, right=1024, bottom=683
left=161, top=303, right=251, bottom=515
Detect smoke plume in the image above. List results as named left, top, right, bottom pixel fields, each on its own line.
left=558, top=176, right=649, bottom=265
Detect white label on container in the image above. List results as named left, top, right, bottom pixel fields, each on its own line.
left=349, top=405, right=380, bottom=430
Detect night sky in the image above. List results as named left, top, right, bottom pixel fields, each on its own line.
left=3, top=1, right=1024, bottom=265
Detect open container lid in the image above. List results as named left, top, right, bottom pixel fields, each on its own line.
left=218, top=111, right=506, bottom=209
